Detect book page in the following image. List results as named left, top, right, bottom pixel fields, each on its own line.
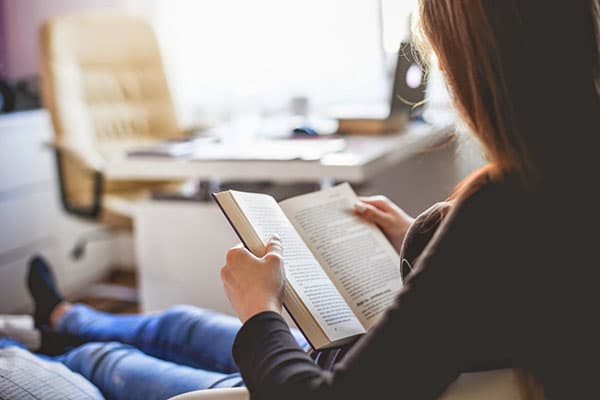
left=231, top=191, right=365, bottom=341
left=280, top=183, right=402, bottom=330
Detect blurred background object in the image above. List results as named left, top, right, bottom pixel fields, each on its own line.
left=0, top=76, right=42, bottom=113
left=40, top=10, right=188, bottom=222
left=0, top=0, right=484, bottom=316
left=0, top=0, right=451, bottom=125
left=334, top=41, right=428, bottom=135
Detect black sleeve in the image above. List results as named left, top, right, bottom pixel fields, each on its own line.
left=233, top=189, right=509, bottom=400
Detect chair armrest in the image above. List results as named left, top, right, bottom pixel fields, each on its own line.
left=45, top=139, right=105, bottom=219
left=169, top=388, right=249, bottom=400
left=44, top=139, right=104, bottom=172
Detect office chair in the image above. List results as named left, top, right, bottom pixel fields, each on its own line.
left=170, top=369, right=540, bottom=400
left=39, top=11, right=188, bottom=237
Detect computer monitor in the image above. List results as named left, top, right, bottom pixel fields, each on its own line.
left=332, top=41, right=429, bottom=134
left=389, top=42, right=428, bottom=120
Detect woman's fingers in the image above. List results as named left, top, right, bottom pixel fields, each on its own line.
left=354, top=201, right=394, bottom=228
left=221, top=236, right=285, bottom=323
left=358, top=195, right=394, bottom=211
left=225, top=236, right=283, bottom=267
left=225, top=245, right=257, bottom=266
left=354, top=195, right=414, bottom=254
left=264, top=235, right=283, bottom=262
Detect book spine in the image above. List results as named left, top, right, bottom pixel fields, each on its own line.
left=211, top=193, right=317, bottom=351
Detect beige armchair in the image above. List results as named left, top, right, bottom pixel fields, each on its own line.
left=39, top=10, right=187, bottom=229
left=170, top=369, right=532, bottom=400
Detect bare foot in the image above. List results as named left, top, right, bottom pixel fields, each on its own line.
left=50, top=302, right=73, bottom=328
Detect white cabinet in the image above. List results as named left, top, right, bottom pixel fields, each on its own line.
left=0, top=110, right=123, bottom=313
left=0, top=111, right=57, bottom=312
left=134, top=200, right=238, bottom=315
left=0, top=112, right=55, bottom=192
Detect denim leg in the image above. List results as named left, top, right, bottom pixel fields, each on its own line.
left=58, top=342, right=243, bottom=400
left=56, top=304, right=240, bottom=372
left=0, top=338, right=26, bottom=349
left=57, top=304, right=310, bottom=372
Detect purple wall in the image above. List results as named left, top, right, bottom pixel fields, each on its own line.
left=0, top=0, right=7, bottom=77
left=1, top=0, right=122, bottom=79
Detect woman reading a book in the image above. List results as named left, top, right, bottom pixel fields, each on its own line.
left=3, top=2, right=597, bottom=399
left=221, top=1, right=599, bottom=399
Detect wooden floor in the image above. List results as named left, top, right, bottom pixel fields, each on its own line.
left=76, top=269, right=139, bottom=314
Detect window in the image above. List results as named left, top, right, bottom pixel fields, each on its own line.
left=138, top=0, right=451, bottom=126
left=146, top=0, right=399, bottom=124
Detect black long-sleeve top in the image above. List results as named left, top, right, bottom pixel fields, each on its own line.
left=232, top=174, right=598, bottom=399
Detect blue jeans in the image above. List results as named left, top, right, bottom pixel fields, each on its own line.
left=3, top=305, right=308, bottom=400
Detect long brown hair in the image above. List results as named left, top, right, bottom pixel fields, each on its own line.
left=418, top=0, right=600, bottom=194
left=416, top=1, right=599, bottom=397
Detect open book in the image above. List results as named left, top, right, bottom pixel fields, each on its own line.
left=213, top=183, right=402, bottom=350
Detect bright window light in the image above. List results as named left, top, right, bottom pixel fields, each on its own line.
left=148, top=0, right=402, bottom=123
left=380, top=0, right=418, bottom=53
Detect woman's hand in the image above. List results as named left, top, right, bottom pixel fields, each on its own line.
left=221, top=236, right=285, bottom=323
left=354, top=196, right=414, bottom=253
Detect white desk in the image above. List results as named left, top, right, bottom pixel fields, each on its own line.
left=130, top=123, right=470, bottom=314
left=105, top=122, right=454, bottom=184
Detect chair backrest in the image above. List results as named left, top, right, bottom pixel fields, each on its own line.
left=39, top=10, right=181, bottom=211
left=40, top=10, right=181, bottom=157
